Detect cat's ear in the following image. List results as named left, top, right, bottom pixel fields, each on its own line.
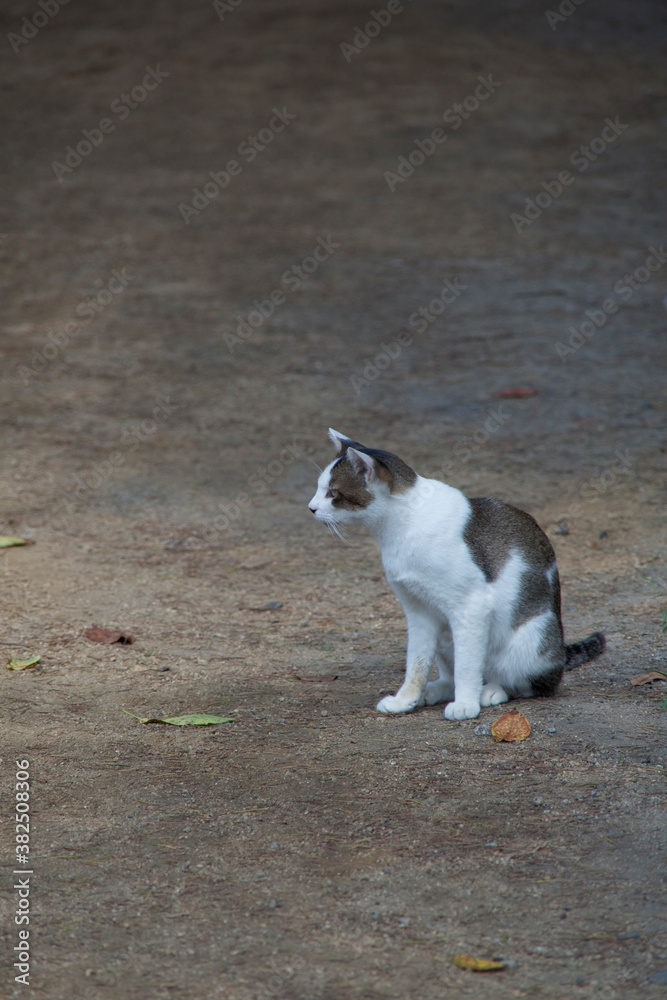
left=328, top=428, right=348, bottom=454
left=346, top=447, right=377, bottom=484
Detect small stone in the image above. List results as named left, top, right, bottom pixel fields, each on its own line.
left=269, top=841, right=278, bottom=850
left=555, top=522, right=569, bottom=535
left=268, top=899, right=281, bottom=909
left=533, top=796, right=543, bottom=806
left=649, top=969, right=667, bottom=985
left=547, top=727, right=556, bottom=733
left=474, top=724, right=491, bottom=737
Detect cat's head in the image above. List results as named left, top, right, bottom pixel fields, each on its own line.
left=308, top=428, right=417, bottom=530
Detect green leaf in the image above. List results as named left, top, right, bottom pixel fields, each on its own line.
left=7, top=655, right=41, bottom=670
left=0, top=536, right=33, bottom=548
left=123, top=710, right=235, bottom=726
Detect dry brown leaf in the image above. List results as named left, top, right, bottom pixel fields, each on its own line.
left=630, top=671, right=667, bottom=686
left=491, top=709, right=531, bottom=742
left=453, top=954, right=506, bottom=971
left=492, top=388, right=536, bottom=398
left=84, top=625, right=133, bottom=645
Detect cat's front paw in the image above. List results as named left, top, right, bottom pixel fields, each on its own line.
left=444, top=699, right=481, bottom=721
left=377, top=694, right=418, bottom=714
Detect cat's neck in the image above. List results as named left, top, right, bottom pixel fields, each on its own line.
left=365, top=476, right=460, bottom=548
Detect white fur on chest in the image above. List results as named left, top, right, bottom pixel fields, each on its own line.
left=379, top=477, right=483, bottom=611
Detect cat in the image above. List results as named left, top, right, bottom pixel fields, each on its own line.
left=308, top=428, right=605, bottom=720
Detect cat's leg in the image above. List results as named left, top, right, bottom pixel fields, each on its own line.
left=424, top=632, right=455, bottom=705
left=377, top=603, right=440, bottom=714
left=444, top=601, right=490, bottom=721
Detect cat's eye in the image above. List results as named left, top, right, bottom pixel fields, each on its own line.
left=325, top=489, right=337, bottom=499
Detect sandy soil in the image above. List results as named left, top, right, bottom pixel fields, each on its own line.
left=1, top=0, right=666, bottom=997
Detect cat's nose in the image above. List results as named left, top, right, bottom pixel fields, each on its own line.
left=309, top=505, right=317, bottom=514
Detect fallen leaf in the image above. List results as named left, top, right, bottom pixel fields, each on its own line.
left=630, top=671, right=667, bottom=686
left=85, top=625, right=133, bottom=644
left=492, top=388, right=536, bottom=398
left=453, top=954, right=507, bottom=972
left=7, top=654, right=41, bottom=671
left=0, top=536, right=34, bottom=548
left=491, top=709, right=531, bottom=742
left=123, top=710, right=234, bottom=726
left=294, top=674, right=338, bottom=683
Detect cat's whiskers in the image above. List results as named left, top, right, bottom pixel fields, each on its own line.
left=324, top=517, right=351, bottom=546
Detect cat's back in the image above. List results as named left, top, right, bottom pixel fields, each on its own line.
left=463, top=496, right=556, bottom=582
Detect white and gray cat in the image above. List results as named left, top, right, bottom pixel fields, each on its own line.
left=309, top=429, right=605, bottom=720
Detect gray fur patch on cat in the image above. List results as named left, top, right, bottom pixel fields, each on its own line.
left=464, top=497, right=555, bottom=582
left=329, top=458, right=374, bottom=510
left=332, top=435, right=417, bottom=495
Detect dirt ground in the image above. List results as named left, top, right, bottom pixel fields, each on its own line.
left=1, top=0, right=667, bottom=997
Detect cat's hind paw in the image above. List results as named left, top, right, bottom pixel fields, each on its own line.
left=444, top=699, right=481, bottom=721
left=377, top=694, right=419, bottom=714
left=424, top=679, right=455, bottom=705
left=480, top=682, right=509, bottom=707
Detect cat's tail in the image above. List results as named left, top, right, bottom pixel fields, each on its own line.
left=564, top=631, right=606, bottom=670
